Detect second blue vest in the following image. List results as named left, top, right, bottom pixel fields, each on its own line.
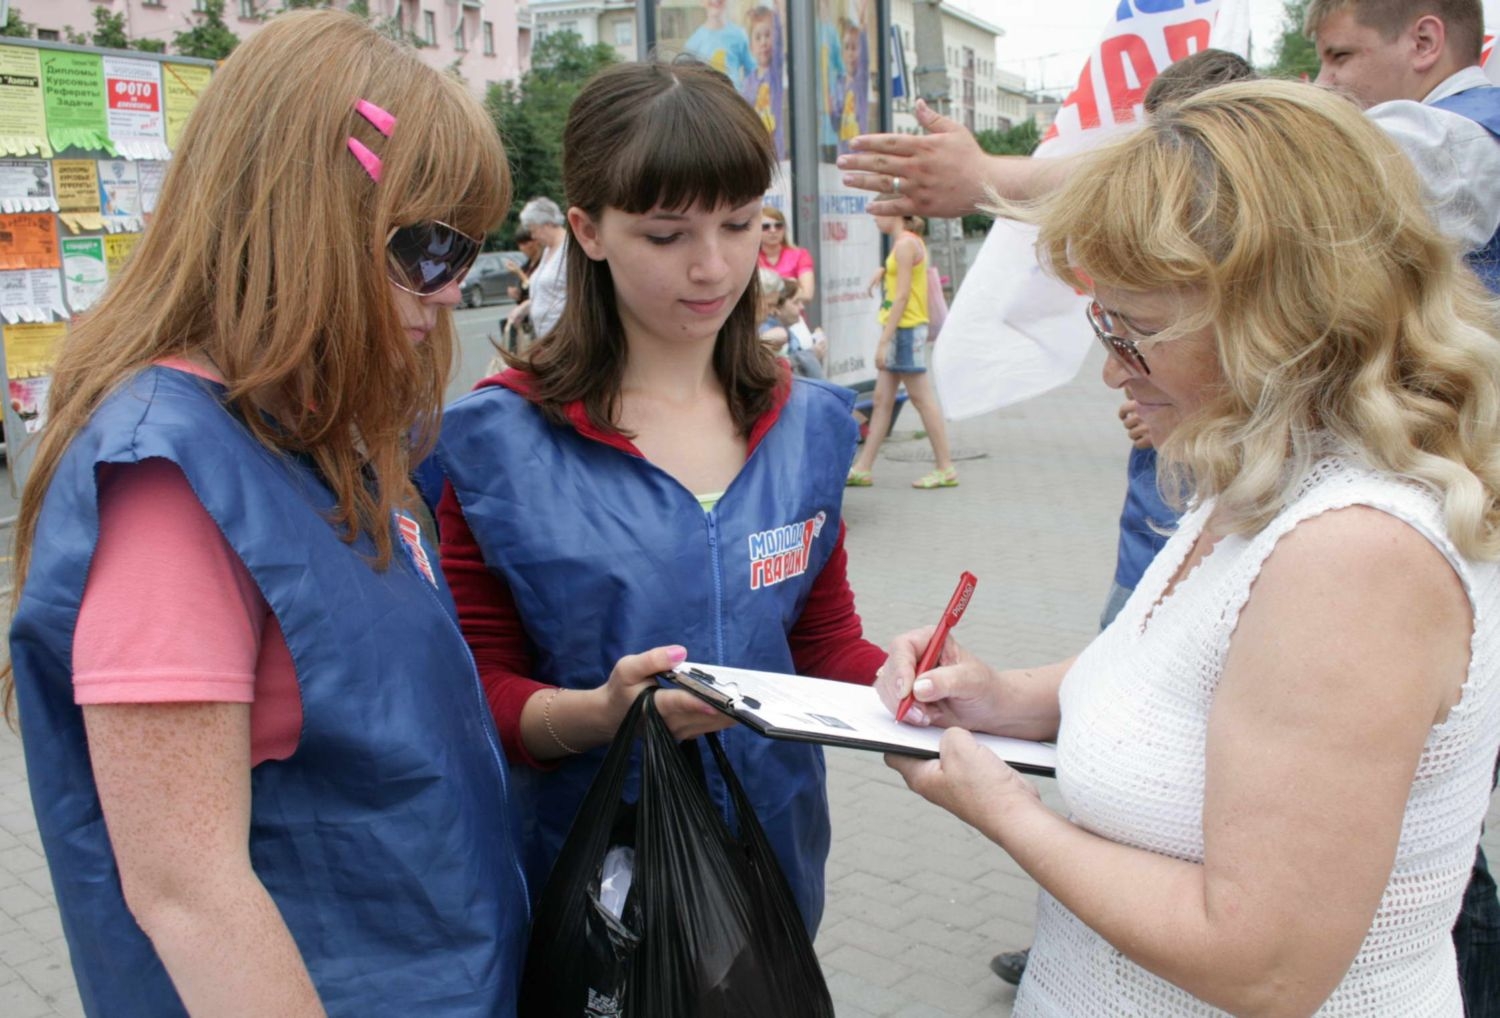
left=438, top=377, right=859, bottom=935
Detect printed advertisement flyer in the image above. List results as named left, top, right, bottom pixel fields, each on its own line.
left=40, top=50, right=111, bottom=155
left=61, top=236, right=106, bottom=313
left=0, top=45, right=49, bottom=158
left=2, top=319, right=65, bottom=376
left=102, top=56, right=169, bottom=160
left=0, top=159, right=55, bottom=213
left=8, top=374, right=49, bottom=433
left=104, top=233, right=140, bottom=276
left=162, top=62, right=212, bottom=153
left=0, top=212, right=60, bottom=270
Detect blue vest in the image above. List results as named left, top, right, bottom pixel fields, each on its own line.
left=10, top=367, right=529, bottom=1017
left=1113, top=446, right=1175, bottom=592
left=437, top=378, right=859, bottom=935
left=1431, top=84, right=1500, bottom=293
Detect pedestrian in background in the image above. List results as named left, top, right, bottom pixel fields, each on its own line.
left=758, top=269, right=827, bottom=379
left=759, top=204, right=816, bottom=302
left=757, top=265, right=792, bottom=358
left=435, top=59, right=885, bottom=937
left=881, top=81, right=1500, bottom=1017
left=4, top=11, right=529, bottom=1015
left=505, top=226, right=539, bottom=304
left=507, top=195, right=568, bottom=341
left=846, top=206, right=956, bottom=490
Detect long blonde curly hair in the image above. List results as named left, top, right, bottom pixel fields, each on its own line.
left=1028, top=79, right=1500, bottom=558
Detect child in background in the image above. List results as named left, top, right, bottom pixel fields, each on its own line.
left=741, top=3, right=786, bottom=160
left=685, top=0, right=754, bottom=87
left=771, top=273, right=828, bottom=379
left=758, top=265, right=791, bottom=357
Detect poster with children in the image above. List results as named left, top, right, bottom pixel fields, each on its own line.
left=657, top=1, right=790, bottom=164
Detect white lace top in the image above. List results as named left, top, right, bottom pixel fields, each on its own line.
left=1016, top=455, right=1500, bottom=1017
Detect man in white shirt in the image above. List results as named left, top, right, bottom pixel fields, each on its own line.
left=1308, top=0, right=1500, bottom=290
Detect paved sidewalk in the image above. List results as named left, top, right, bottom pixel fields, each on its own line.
left=1, top=345, right=1496, bottom=1016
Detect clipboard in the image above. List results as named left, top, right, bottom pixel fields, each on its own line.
left=663, top=662, right=1056, bottom=777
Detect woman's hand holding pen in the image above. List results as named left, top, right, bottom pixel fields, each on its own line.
left=876, top=629, right=1069, bottom=743
left=875, top=628, right=1009, bottom=732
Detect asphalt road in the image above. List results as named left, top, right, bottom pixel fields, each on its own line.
left=447, top=299, right=517, bottom=403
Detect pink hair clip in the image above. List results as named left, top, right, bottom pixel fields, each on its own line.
left=348, top=98, right=397, bottom=183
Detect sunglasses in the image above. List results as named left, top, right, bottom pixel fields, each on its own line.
left=1085, top=300, right=1150, bottom=376
left=761, top=221, right=784, bottom=231
left=386, top=220, right=482, bottom=296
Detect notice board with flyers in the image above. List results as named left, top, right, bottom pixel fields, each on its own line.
left=0, top=38, right=215, bottom=490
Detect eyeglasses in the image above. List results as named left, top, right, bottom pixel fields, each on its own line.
left=386, top=220, right=482, bottom=296
left=1085, top=300, right=1150, bottom=376
left=762, top=221, right=784, bottom=231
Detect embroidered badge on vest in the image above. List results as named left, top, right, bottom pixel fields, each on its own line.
left=395, top=511, right=437, bottom=587
left=747, top=511, right=827, bottom=590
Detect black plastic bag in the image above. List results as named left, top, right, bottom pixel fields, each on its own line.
left=519, top=689, right=834, bottom=1018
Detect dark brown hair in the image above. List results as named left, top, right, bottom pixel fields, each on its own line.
left=514, top=60, right=780, bottom=437
left=1143, top=49, right=1257, bottom=114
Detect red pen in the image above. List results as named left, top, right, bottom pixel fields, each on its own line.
left=897, top=571, right=978, bottom=723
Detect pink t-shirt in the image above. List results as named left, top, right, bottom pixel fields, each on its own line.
left=72, top=361, right=302, bottom=765
left=759, top=244, right=814, bottom=281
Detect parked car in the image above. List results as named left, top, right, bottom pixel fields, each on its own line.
left=460, top=251, right=524, bottom=308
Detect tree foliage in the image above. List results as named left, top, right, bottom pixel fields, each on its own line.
left=92, top=8, right=130, bottom=50
left=173, top=0, right=240, bottom=60
left=487, top=31, right=617, bottom=244
left=962, top=119, right=1041, bottom=234
left=1264, top=0, right=1321, bottom=80
left=0, top=7, right=30, bottom=38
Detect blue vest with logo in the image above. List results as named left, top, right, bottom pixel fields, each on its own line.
left=10, top=367, right=529, bottom=1017
left=1431, top=84, right=1500, bottom=293
left=437, top=377, right=859, bottom=935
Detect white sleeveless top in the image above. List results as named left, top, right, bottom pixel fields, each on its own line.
left=1017, top=455, right=1500, bottom=1017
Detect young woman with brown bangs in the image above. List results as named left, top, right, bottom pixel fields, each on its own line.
left=435, top=59, right=886, bottom=936
left=5, top=11, right=529, bottom=1016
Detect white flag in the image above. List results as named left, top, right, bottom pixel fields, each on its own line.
left=1485, top=1, right=1499, bottom=83
left=934, top=0, right=1253, bottom=420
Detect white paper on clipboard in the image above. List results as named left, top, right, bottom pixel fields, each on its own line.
left=667, top=662, right=1056, bottom=776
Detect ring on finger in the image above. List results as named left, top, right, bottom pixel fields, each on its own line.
left=892, top=176, right=902, bottom=195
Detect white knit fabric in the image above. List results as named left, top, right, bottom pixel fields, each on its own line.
left=1016, top=454, right=1500, bottom=1017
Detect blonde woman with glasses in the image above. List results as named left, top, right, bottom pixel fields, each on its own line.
left=878, top=80, right=1500, bottom=1017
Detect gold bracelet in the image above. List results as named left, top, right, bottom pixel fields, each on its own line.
left=542, top=688, right=582, bottom=756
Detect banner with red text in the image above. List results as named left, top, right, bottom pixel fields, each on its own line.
left=934, top=0, right=1245, bottom=419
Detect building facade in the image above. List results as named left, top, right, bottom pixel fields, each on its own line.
left=887, top=0, right=1003, bottom=134
left=16, top=0, right=529, bottom=99
left=993, top=67, right=1027, bottom=130
left=527, top=0, right=637, bottom=61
